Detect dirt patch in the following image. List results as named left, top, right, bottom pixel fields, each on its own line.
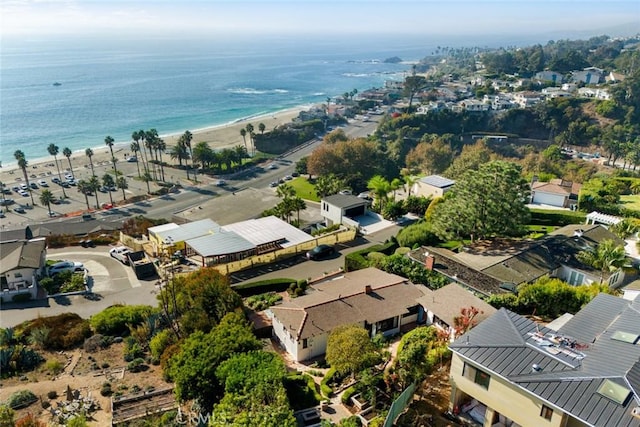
left=0, top=343, right=170, bottom=426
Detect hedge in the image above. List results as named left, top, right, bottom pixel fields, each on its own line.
left=344, top=241, right=398, bottom=272
left=341, top=385, right=358, bottom=405
left=232, top=278, right=297, bottom=297
left=284, top=374, right=322, bottom=411
left=89, top=304, right=155, bottom=336
left=320, top=367, right=337, bottom=398
left=528, top=208, right=586, bottom=226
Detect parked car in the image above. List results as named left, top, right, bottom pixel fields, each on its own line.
left=270, top=181, right=278, bottom=188
left=338, top=189, right=352, bottom=195
left=127, top=156, right=138, bottom=162
left=29, top=182, right=38, bottom=190
left=215, top=180, right=226, bottom=186
left=51, top=177, right=61, bottom=184
left=267, top=163, right=278, bottom=170
left=13, top=206, right=26, bottom=214
left=18, top=190, right=29, bottom=197
left=2, top=188, right=12, bottom=195
left=11, top=186, right=20, bottom=192
left=0, top=212, right=5, bottom=218
left=0, top=198, right=14, bottom=206
left=20, top=183, right=29, bottom=191
left=48, top=261, right=84, bottom=276
left=284, top=175, right=293, bottom=181
left=109, top=246, right=131, bottom=265
left=38, top=179, right=49, bottom=187
left=306, top=244, right=336, bottom=260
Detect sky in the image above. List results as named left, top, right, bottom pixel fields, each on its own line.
left=0, top=0, right=638, bottom=39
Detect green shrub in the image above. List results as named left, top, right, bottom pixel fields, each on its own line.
left=345, top=241, right=398, bottom=272
left=150, top=329, right=175, bottom=362
left=244, top=292, right=283, bottom=311
left=320, top=368, right=336, bottom=398
left=283, top=374, right=321, bottom=411
left=341, top=385, right=358, bottom=404
left=233, top=278, right=297, bottom=297
left=124, top=337, right=144, bottom=362
left=6, top=390, right=37, bottom=409
left=529, top=208, right=585, bottom=226
left=45, top=359, right=63, bottom=375
left=90, top=304, right=155, bottom=336
left=127, top=358, right=147, bottom=373
left=19, top=313, right=91, bottom=350
left=396, top=220, right=440, bottom=248
left=100, top=383, right=112, bottom=397
left=47, top=390, right=58, bottom=400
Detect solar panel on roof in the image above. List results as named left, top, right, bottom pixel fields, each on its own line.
left=597, top=380, right=631, bottom=405
left=611, top=330, right=640, bottom=344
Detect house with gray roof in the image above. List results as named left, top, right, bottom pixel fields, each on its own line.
left=0, top=238, right=47, bottom=300
left=320, top=194, right=370, bottom=228
left=448, top=293, right=640, bottom=427
left=268, top=268, right=428, bottom=362
left=409, top=224, right=627, bottom=296
left=412, top=175, right=455, bottom=199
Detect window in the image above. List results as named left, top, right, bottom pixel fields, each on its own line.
left=568, top=270, right=584, bottom=286
left=14, top=272, right=23, bottom=278
left=463, top=363, right=491, bottom=389
left=302, top=338, right=308, bottom=349
left=540, top=405, right=553, bottom=420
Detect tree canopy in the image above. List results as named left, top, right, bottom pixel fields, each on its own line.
left=431, top=160, right=531, bottom=242
left=325, top=324, right=378, bottom=376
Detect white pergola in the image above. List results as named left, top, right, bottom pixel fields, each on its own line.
left=585, top=211, right=622, bottom=226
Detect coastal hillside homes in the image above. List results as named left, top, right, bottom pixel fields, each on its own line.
left=411, top=175, right=455, bottom=199
left=483, top=95, right=514, bottom=110
left=1, top=237, right=47, bottom=300
left=416, top=283, right=497, bottom=341
left=448, top=294, right=640, bottom=427
left=459, top=99, right=489, bottom=112
left=320, top=194, right=370, bottom=228
left=408, top=224, right=627, bottom=296
left=562, top=82, right=579, bottom=92
left=268, top=268, right=428, bottom=362
left=572, top=68, right=603, bottom=85
left=534, top=70, right=564, bottom=84
left=184, top=216, right=314, bottom=266
left=606, top=71, right=626, bottom=83
left=541, top=87, right=572, bottom=99
left=530, top=178, right=581, bottom=208
left=513, top=91, right=542, bottom=108
left=148, top=218, right=220, bottom=255
left=577, top=87, right=611, bottom=100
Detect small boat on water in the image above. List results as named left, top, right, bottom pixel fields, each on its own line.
left=53, top=82, right=62, bottom=86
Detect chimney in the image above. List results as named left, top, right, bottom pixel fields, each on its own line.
left=425, top=255, right=435, bottom=271
left=365, top=285, right=372, bottom=294
left=574, top=229, right=584, bottom=238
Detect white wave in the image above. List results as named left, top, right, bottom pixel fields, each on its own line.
left=227, top=87, right=289, bottom=95
left=342, top=73, right=371, bottom=78
left=313, top=92, right=326, bottom=96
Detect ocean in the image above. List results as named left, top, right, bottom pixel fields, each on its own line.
left=0, top=33, right=524, bottom=167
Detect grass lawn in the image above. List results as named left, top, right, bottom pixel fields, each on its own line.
left=619, top=194, right=640, bottom=212
left=288, top=177, right=319, bottom=202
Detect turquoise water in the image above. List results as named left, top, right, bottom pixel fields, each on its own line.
left=1, top=33, right=530, bottom=166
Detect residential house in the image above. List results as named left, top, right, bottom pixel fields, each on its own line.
left=0, top=225, right=33, bottom=243
left=459, top=99, right=489, bottom=112
left=417, top=283, right=497, bottom=341
left=483, top=95, right=514, bottom=110
left=513, top=91, right=541, bottom=108
left=320, top=194, right=370, bottom=228
left=577, top=87, right=611, bottom=100
left=606, top=71, right=626, bottom=83
left=535, top=70, right=564, bottom=84
left=530, top=178, right=581, bottom=208
left=448, top=294, right=640, bottom=427
left=572, top=69, right=603, bottom=85
left=412, top=175, right=455, bottom=198
left=621, top=280, right=640, bottom=302
left=268, top=268, right=428, bottom=362
left=0, top=238, right=47, bottom=300
left=562, top=82, right=579, bottom=92
left=541, top=87, right=572, bottom=98
left=408, top=224, right=627, bottom=296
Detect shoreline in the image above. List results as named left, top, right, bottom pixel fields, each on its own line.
left=0, top=105, right=310, bottom=185
left=1, top=105, right=310, bottom=174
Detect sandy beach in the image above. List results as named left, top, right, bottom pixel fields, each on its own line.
left=0, top=106, right=306, bottom=188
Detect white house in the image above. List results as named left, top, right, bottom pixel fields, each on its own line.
left=320, top=194, right=370, bottom=227
left=412, top=175, right=455, bottom=198
left=268, top=268, right=428, bottom=361
left=530, top=178, right=581, bottom=209
left=513, top=91, right=541, bottom=108
left=0, top=238, right=47, bottom=300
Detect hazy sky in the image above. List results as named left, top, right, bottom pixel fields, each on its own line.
left=1, top=0, right=638, bottom=38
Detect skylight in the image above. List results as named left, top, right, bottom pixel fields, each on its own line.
left=597, top=380, right=631, bottom=405
left=611, top=331, right=640, bottom=344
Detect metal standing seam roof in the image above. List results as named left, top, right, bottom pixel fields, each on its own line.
left=419, top=175, right=455, bottom=189
left=152, top=219, right=220, bottom=244
left=221, top=216, right=313, bottom=248
left=186, top=231, right=255, bottom=257
left=450, top=295, right=640, bottom=427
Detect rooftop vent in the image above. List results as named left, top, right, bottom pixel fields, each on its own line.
left=574, top=229, right=584, bottom=237
left=632, top=407, right=640, bottom=419
left=531, top=364, right=543, bottom=372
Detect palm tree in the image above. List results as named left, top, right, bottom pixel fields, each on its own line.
left=0, top=181, right=6, bottom=213
left=141, top=171, right=152, bottom=194
left=85, top=148, right=96, bottom=177
left=246, top=123, right=255, bottom=156
left=240, top=128, right=248, bottom=153
left=156, top=138, right=166, bottom=182
left=291, top=196, right=307, bottom=225
left=170, top=141, right=190, bottom=178
left=144, top=129, right=159, bottom=181
left=88, top=175, right=101, bottom=208
left=14, top=150, right=35, bottom=206
left=39, top=189, right=55, bottom=216
left=130, top=142, right=142, bottom=178
left=182, top=130, right=195, bottom=182
left=133, top=130, right=150, bottom=177
left=234, top=145, right=248, bottom=168
left=390, top=178, right=403, bottom=201
left=102, top=174, right=115, bottom=205
left=47, top=143, right=66, bottom=198
left=576, top=239, right=627, bottom=283
left=367, top=175, right=391, bottom=211
left=62, top=147, right=74, bottom=179
left=116, top=176, right=128, bottom=201
left=76, top=180, right=91, bottom=210
left=258, top=123, right=266, bottom=134
left=105, top=135, right=119, bottom=177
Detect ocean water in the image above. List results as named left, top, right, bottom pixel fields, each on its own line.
left=0, top=34, right=440, bottom=167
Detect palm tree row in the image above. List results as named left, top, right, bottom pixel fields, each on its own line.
left=13, top=150, right=35, bottom=206
left=192, top=143, right=248, bottom=173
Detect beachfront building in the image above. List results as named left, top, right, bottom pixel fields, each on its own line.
left=448, top=294, right=640, bottom=427
left=184, top=216, right=313, bottom=266
left=147, top=218, right=220, bottom=255
left=0, top=238, right=47, bottom=300
left=269, top=268, right=427, bottom=362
